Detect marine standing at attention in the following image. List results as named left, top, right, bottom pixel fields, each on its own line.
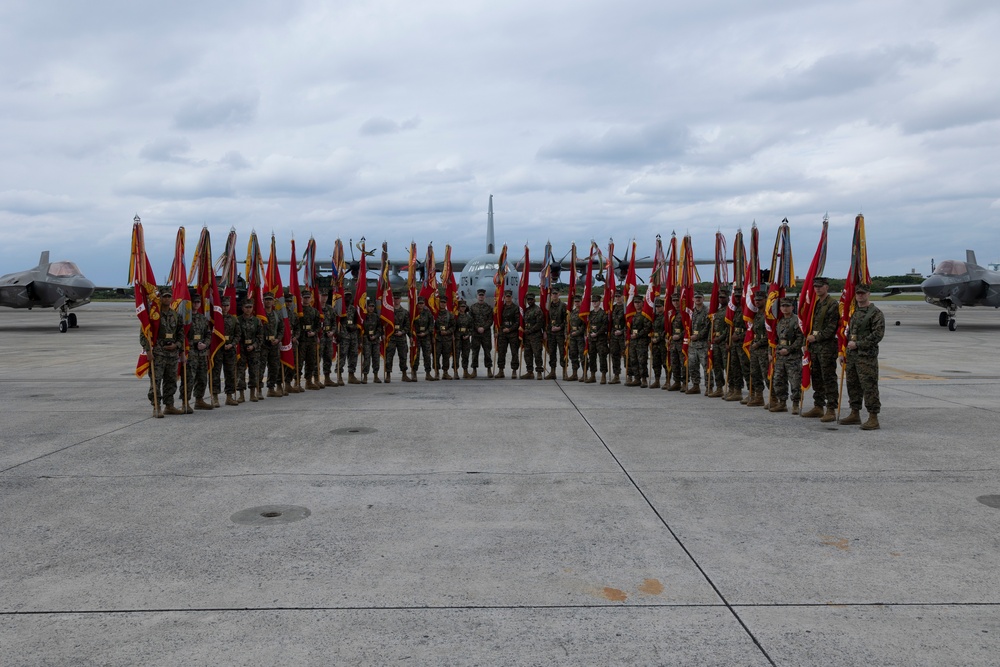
left=143, top=288, right=184, bottom=416
left=469, top=289, right=494, bottom=377
left=840, top=284, right=885, bottom=430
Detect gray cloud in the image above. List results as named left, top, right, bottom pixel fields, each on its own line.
left=173, top=91, right=260, bottom=130
left=752, top=44, right=937, bottom=102
left=139, top=137, right=192, bottom=163
left=359, top=115, right=421, bottom=136
left=537, top=122, right=691, bottom=167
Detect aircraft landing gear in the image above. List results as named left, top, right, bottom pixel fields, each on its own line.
left=948, top=317, right=957, bottom=332
left=939, top=311, right=949, bottom=327
left=58, top=319, right=68, bottom=333
left=58, top=305, right=75, bottom=333
left=68, top=312, right=78, bottom=328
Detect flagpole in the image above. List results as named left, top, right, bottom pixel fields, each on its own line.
left=149, top=350, right=160, bottom=417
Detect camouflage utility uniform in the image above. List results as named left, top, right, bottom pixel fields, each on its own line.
left=845, top=303, right=885, bottom=415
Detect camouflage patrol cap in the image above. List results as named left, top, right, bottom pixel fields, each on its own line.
left=590, top=292, right=600, bottom=302
left=393, top=290, right=402, bottom=298
left=654, top=297, right=664, bottom=306
left=284, top=294, right=294, bottom=301
left=694, top=292, right=705, bottom=298
left=458, top=299, right=467, bottom=307
left=813, top=276, right=830, bottom=286
left=221, top=294, right=231, bottom=303
left=417, top=295, right=426, bottom=303
left=855, top=284, right=872, bottom=294
left=504, top=289, right=513, bottom=297
left=755, top=289, right=767, bottom=298
left=242, top=300, right=254, bottom=308
left=670, top=293, right=680, bottom=301
left=158, top=287, right=171, bottom=297
left=780, top=297, right=793, bottom=306
left=477, top=288, right=486, bottom=295
left=263, top=293, right=273, bottom=301
left=301, top=290, right=312, bottom=299
left=191, top=292, right=202, bottom=302
left=526, top=293, right=535, bottom=301
left=367, top=301, right=376, bottom=309
left=343, top=292, right=352, bottom=302
left=632, top=294, right=643, bottom=302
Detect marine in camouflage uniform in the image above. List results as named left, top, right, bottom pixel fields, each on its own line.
left=236, top=300, right=264, bottom=402
left=522, top=294, right=544, bottom=378
left=686, top=294, right=710, bottom=394
left=608, top=291, right=626, bottom=384
left=455, top=300, right=474, bottom=378
left=320, top=292, right=337, bottom=386
left=841, top=285, right=885, bottom=430
left=545, top=290, right=568, bottom=379
left=801, top=277, right=841, bottom=422
left=385, top=294, right=411, bottom=382
left=649, top=299, right=666, bottom=388
left=361, top=301, right=383, bottom=383
left=469, top=289, right=494, bottom=377
left=298, top=291, right=322, bottom=389
left=770, top=298, right=804, bottom=413
left=282, top=295, right=302, bottom=393
left=666, top=295, right=685, bottom=391
left=143, top=289, right=184, bottom=416
left=336, top=293, right=361, bottom=384
left=186, top=293, right=213, bottom=409
left=586, top=293, right=609, bottom=383
left=725, top=293, right=750, bottom=402
left=626, top=294, right=650, bottom=387
left=567, top=296, right=586, bottom=381
left=434, top=304, right=456, bottom=380
left=746, top=291, right=769, bottom=407
left=708, top=296, right=729, bottom=398
left=262, top=294, right=284, bottom=398
left=495, top=290, right=520, bottom=379
left=212, top=296, right=240, bottom=405
left=412, top=297, right=437, bottom=380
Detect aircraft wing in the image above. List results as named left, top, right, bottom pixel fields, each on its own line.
left=883, top=284, right=923, bottom=297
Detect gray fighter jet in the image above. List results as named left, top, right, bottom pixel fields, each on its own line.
left=885, top=250, right=1000, bottom=331
left=0, top=251, right=96, bottom=332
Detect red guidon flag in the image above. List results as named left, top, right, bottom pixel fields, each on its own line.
left=798, top=217, right=828, bottom=392
left=378, top=242, right=395, bottom=359
left=837, top=214, right=871, bottom=360
left=129, top=216, right=159, bottom=378
left=265, top=234, right=295, bottom=370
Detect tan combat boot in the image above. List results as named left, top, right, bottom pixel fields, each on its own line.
left=537, top=371, right=544, bottom=380
left=562, top=368, right=568, bottom=381
left=726, top=388, right=743, bottom=402
left=820, top=407, right=837, bottom=423
left=544, top=369, right=556, bottom=380
left=747, top=391, right=765, bottom=407
left=238, top=390, right=246, bottom=403
left=667, top=382, right=681, bottom=392
left=444, top=370, right=454, bottom=380
left=283, top=381, right=293, bottom=396
left=686, top=385, right=700, bottom=395
left=769, top=400, right=787, bottom=413
left=226, top=393, right=239, bottom=406
left=511, top=370, right=518, bottom=380
left=765, top=393, right=777, bottom=410
left=348, top=373, right=361, bottom=384
left=426, top=371, right=435, bottom=381
left=463, top=368, right=472, bottom=379
left=487, top=368, right=494, bottom=378
left=211, top=394, right=221, bottom=408
left=600, top=373, right=607, bottom=385
left=609, top=374, right=620, bottom=385
left=801, top=405, right=823, bottom=418
left=585, top=371, right=596, bottom=384
left=471, top=368, right=478, bottom=378
left=373, top=373, right=382, bottom=383
left=520, top=370, right=533, bottom=379
left=569, top=370, right=579, bottom=381
left=250, top=388, right=259, bottom=402
left=792, top=401, right=800, bottom=415
left=163, top=403, right=183, bottom=415
left=267, top=387, right=281, bottom=398
left=640, top=377, right=648, bottom=388
left=649, top=375, right=661, bottom=389
left=361, top=374, right=368, bottom=384
left=861, top=413, right=880, bottom=430
left=839, top=409, right=861, bottom=425
left=324, top=374, right=336, bottom=387
left=195, top=397, right=212, bottom=410
left=384, top=371, right=391, bottom=383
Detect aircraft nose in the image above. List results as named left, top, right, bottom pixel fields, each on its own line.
left=921, top=274, right=956, bottom=299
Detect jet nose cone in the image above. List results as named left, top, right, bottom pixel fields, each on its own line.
left=921, top=274, right=955, bottom=299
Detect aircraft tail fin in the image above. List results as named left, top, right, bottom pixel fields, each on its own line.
left=37, top=251, right=49, bottom=268
left=967, top=250, right=978, bottom=266
left=487, top=195, right=495, bottom=254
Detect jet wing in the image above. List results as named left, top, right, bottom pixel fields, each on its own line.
left=883, top=284, right=923, bottom=297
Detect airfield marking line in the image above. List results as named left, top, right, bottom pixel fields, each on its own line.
left=553, top=383, right=778, bottom=667
left=5, top=601, right=1000, bottom=616
left=887, top=385, right=1000, bottom=414
left=0, top=418, right=151, bottom=475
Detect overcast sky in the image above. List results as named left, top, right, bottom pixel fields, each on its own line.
left=2, top=0, right=998, bottom=287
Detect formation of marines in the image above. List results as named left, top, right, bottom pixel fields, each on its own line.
left=142, top=278, right=884, bottom=430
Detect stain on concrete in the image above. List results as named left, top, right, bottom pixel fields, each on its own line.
left=638, top=578, right=664, bottom=595
left=820, top=535, right=850, bottom=551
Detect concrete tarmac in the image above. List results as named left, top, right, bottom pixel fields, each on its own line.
left=1, top=301, right=999, bottom=666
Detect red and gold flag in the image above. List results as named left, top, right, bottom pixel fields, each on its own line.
left=129, top=216, right=159, bottom=378
left=245, top=232, right=268, bottom=323
left=517, top=245, right=530, bottom=340
left=378, top=242, right=395, bottom=359
left=420, top=244, right=438, bottom=317
left=678, top=234, right=699, bottom=363
left=265, top=234, right=295, bottom=370
left=214, top=229, right=239, bottom=316
left=741, top=224, right=761, bottom=357
left=837, top=214, right=871, bottom=360
left=707, top=232, right=728, bottom=376
left=442, top=245, right=459, bottom=317
left=190, top=227, right=226, bottom=369
left=798, top=217, right=829, bottom=391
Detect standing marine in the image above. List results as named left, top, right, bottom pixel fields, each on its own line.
left=649, top=298, right=666, bottom=389
left=567, top=295, right=585, bottom=382
left=801, top=276, right=841, bottom=422
left=586, top=292, right=609, bottom=384
left=298, top=290, right=322, bottom=390
left=665, top=293, right=685, bottom=391
left=143, top=288, right=184, bottom=416
left=435, top=300, right=456, bottom=380
left=608, top=290, right=626, bottom=384
left=746, top=290, right=769, bottom=408
left=186, top=292, right=213, bottom=410
left=770, top=297, right=804, bottom=414
left=469, top=289, right=494, bottom=378
left=385, top=292, right=411, bottom=382
left=212, top=295, right=240, bottom=406
left=495, top=290, right=521, bottom=379
left=237, top=299, right=264, bottom=403
left=412, top=296, right=437, bottom=381
left=840, top=284, right=885, bottom=430
left=455, top=299, right=474, bottom=378
left=522, top=293, right=544, bottom=379
left=360, top=300, right=383, bottom=383
left=626, top=294, right=650, bottom=387
left=337, top=293, right=360, bottom=385
left=686, top=293, right=710, bottom=395
left=545, top=288, right=568, bottom=380
left=708, top=291, right=730, bottom=398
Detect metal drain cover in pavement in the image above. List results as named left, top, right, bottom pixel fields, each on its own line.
left=331, top=426, right=377, bottom=435
left=230, top=505, right=311, bottom=525
left=976, top=495, right=1000, bottom=509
